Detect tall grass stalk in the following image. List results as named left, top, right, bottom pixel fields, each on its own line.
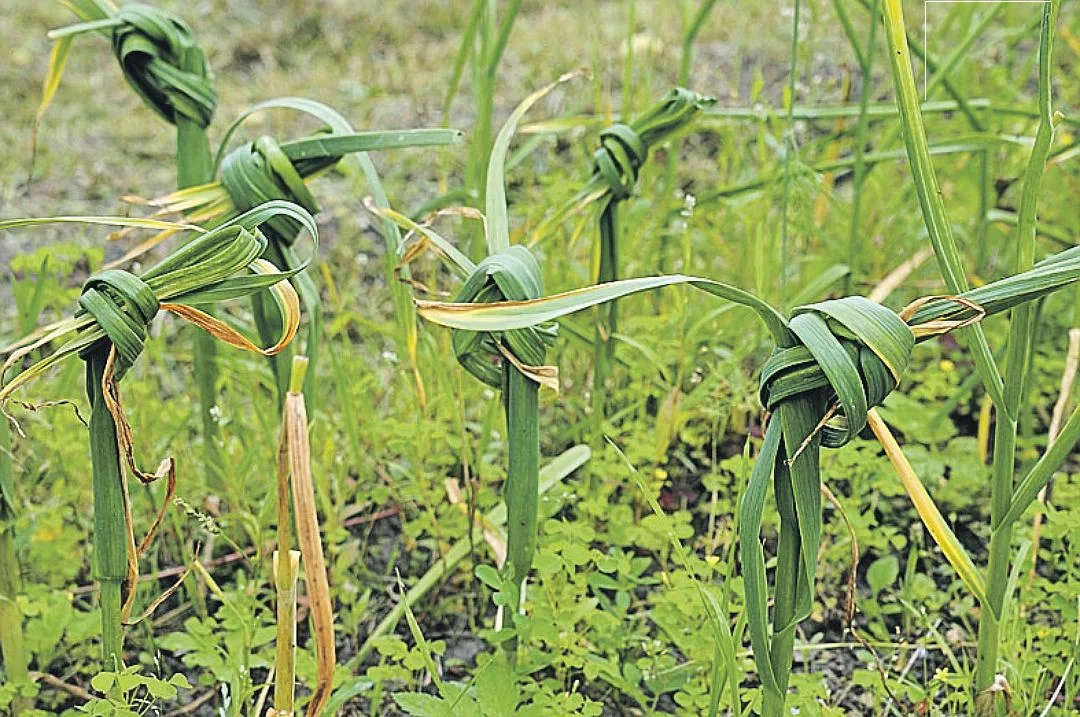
left=779, top=0, right=803, bottom=308
left=869, top=1, right=1002, bottom=179
left=881, top=0, right=1006, bottom=412
left=883, top=0, right=1065, bottom=709
left=977, top=0, right=1061, bottom=707
left=444, top=0, right=522, bottom=258
left=856, top=0, right=986, bottom=130
left=678, top=0, right=718, bottom=86
left=834, top=0, right=879, bottom=292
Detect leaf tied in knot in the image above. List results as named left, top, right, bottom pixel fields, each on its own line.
left=220, top=135, right=321, bottom=246
left=590, top=87, right=715, bottom=203
left=118, top=98, right=460, bottom=256
left=77, top=270, right=161, bottom=380
left=592, top=125, right=647, bottom=201
left=110, top=3, right=216, bottom=129
left=0, top=201, right=318, bottom=406
left=759, top=296, right=915, bottom=448
left=451, top=246, right=558, bottom=391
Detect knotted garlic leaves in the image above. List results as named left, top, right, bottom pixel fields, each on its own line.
left=0, top=200, right=317, bottom=668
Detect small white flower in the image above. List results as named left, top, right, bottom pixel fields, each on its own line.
left=681, top=193, right=696, bottom=217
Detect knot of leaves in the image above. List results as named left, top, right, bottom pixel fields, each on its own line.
left=451, top=246, right=558, bottom=389
left=592, top=124, right=648, bottom=201
left=758, top=296, right=915, bottom=448
left=220, top=136, right=322, bottom=247
left=592, top=87, right=715, bottom=201
left=78, top=269, right=160, bottom=379
left=111, top=3, right=216, bottom=129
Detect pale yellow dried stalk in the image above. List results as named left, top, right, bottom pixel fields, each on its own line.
left=278, top=357, right=335, bottom=716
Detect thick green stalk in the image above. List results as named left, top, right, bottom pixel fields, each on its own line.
left=976, top=0, right=1060, bottom=705
left=177, top=120, right=223, bottom=489
left=502, top=366, right=539, bottom=605
left=0, top=412, right=29, bottom=704
left=272, top=549, right=300, bottom=714
left=176, top=118, right=213, bottom=191
left=592, top=201, right=619, bottom=444
left=85, top=349, right=127, bottom=669
left=51, top=0, right=225, bottom=490
left=174, top=54, right=222, bottom=490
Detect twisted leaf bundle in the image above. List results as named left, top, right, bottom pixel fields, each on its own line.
left=0, top=200, right=316, bottom=667
left=585, top=88, right=715, bottom=428
left=367, top=76, right=579, bottom=639
left=43, top=0, right=216, bottom=186
left=39, top=0, right=228, bottom=498
left=452, top=247, right=557, bottom=598
left=135, top=98, right=461, bottom=401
